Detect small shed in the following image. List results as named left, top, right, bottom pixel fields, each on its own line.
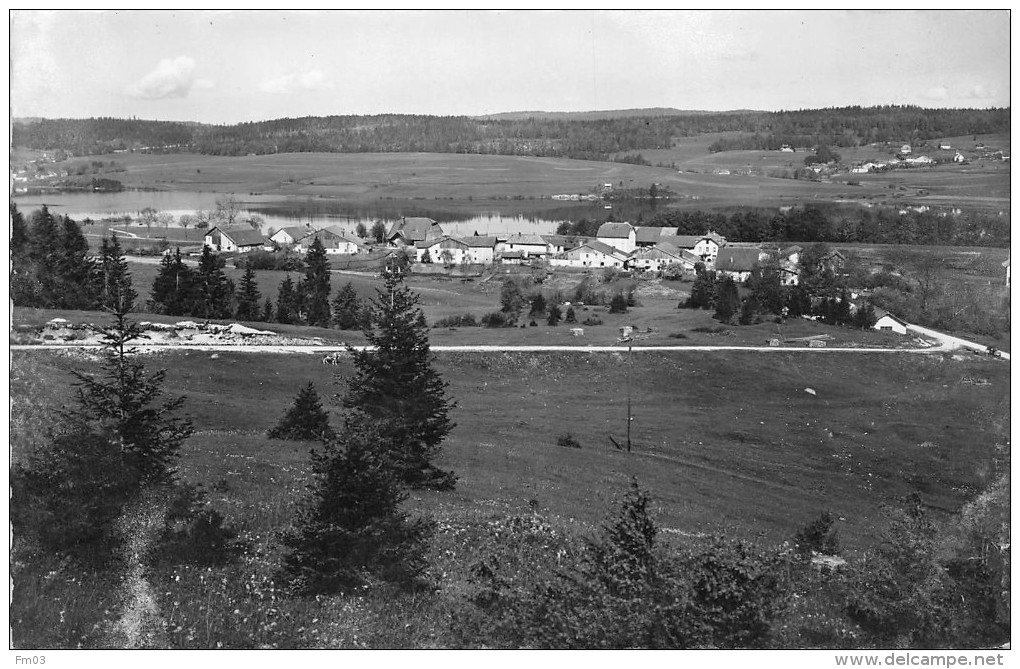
left=873, top=311, right=908, bottom=335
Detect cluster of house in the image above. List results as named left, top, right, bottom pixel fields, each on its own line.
left=203, top=224, right=368, bottom=255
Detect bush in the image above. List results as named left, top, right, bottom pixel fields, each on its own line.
left=433, top=314, right=479, bottom=328
left=556, top=433, right=581, bottom=449
left=668, top=332, right=688, bottom=339
left=482, top=311, right=515, bottom=328
left=609, top=292, right=628, bottom=314
left=582, top=315, right=603, bottom=326
left=156, top=483, right=239, bottom=567
left=793, top=511, right=840, bottom=556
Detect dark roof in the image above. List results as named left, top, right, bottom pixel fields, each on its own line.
left=596, top=222, right=635, bottom=239
left=506, top=233, right=547, bottom=246
left=387, top=217, right=440, bottom=242
left=585, top=239, right=628, bottom=257
left=463, top=236, right=498, bottom=248
left=715, top=247, right=763, bottom=272
left=217, top=227, right=267, bottom=246
left=635, top=227, right=663, bottom=244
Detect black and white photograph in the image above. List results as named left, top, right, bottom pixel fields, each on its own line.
left=8, top=8, right=1011, bottom=663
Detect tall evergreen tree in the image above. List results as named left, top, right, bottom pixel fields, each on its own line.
left=276, top=275, right=299, bottom=324
left=302, top=237, right=332, bottom=327
left=191, top=246, right=235, bottom=319
left=55, top=216, right=99, bottom=310
left=261, top=298, right=274, bottom=323
left=687, top=268, right=718, bottom=309
left=342, top=270, right=456, bottom=490
left=235, top=264, right=262, bottom=321
left=149, top=249, right=195, bottom=316
left=714, top=276, right=740, bottom=323
left=97, top=234, right=137, bottom=313
left=332, top=282, right=363, bottom=330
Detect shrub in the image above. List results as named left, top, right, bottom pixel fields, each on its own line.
left=268, top=383, right=335, bottom=442
left=433, top=314, right=479, bottom=328
left=668, top=332, right=688, bottom=339
left=793, top=511, right=840, bottom=556
left=582, top=315, right=603, bottom=326
left=482, top=311, right=515, bottom=328
left=609, top=292, right=628, bottom=314
left=155, top=483, right=239, bottom=567
left=556, top=433, right=581, bottom=449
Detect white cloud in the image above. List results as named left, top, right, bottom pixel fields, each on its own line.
left=259, top=69, right=334, bottom=94
left=127, top=56, right=198, bottom=99
left=920, top=85, right=950, bottom=101
left=962, top=84, right=994, bottom=99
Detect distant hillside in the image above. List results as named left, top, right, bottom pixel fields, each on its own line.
left=12, top=106, right=1010, bottom=160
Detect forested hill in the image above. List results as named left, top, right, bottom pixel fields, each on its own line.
left=12, top=106, right=1009, bottom=159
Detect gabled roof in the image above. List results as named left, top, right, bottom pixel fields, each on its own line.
left=505, top=233, right=547, bottom=246
left=873, top=309, right=908, bottom=326
left=541, top=234, right=584, bottom=247
left=584, top=239, right=630, bottom=258
left=672, top=235, right=714, bottom=248
left=596, top=222, right=635, bottom=239
left=273, top=226, right=313, bottom=242
left=387, top=217, right=441, bottom=242
left=299, top=229, right=365, bottom=249
left=635, top=227, right=664, bottom=244
left=715, top=247, right=763, bottom=272
left=463, top=236, right=498, bottom=248
left=415, top=235, right=467, bottom=250
left=216, top=226, right=267, bottom=247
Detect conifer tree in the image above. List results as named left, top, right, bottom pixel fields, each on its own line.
left=97, top=234, right=137, bottom=313
left=714, top=276, right=740, bottom=323
left=268, top=383, right=335, bottom=441
left=342, top=269, right=456, bottom=490
left=302, top=237, right=332, bottom=327
left=547, top=303, right=562, bottom=326
left=261, top=298, right=275, bottom=323
left=149, top=249, right=195, bottom=316
left=280, top=413, right=432, bottom=594
left=565, top=305, right=577, bottom=323
left=331, top=282, right=363, bottom=330
left=192, top=246, right=235, bottom=319
left=276, top=275, right=299, bottom=324
left=235, top=264, right=262, bottom=321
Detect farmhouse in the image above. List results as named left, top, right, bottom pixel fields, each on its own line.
left=540, top=234, right=578, bottom=255
left=629, top=243, right=699, bottom=273
left=269, top=226, right=313, bottom=248
left=714, top=247, right=768, bottom=283
left=204, top=226, right=268, bottom=254
left=416, top=236, right=498, bottom=265
left=500, top=233, right=548, bottom=258
left=873, top=310, right=908, bottom=335
left=463, top=236, right=498, bottom=264
left=671, top=231, right=726, bottom=266
left=387, top=217, right=444, bottom=247
left=296, top=228, right=367, bottom=255
left=548, top=240, right=629, bottom=269
left=634, top=226, right=679, bottom=248
left=596, top=222, right=637, bottom=254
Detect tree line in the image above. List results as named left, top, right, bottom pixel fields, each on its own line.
left=13, top=106, right=1009, bottom=160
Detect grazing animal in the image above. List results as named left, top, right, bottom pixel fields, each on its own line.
left=322, top=352, right=343, bottom=365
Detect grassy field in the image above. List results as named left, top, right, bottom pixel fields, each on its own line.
left=10, top=344, right=1010, bottom=554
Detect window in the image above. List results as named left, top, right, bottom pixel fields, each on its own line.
left=880, top=326, right=892, bottom=331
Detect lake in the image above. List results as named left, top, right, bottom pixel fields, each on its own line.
left=12, top=190, right=665, bottom=237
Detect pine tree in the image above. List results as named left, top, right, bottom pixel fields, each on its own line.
left=302, top=237, right=332, bottom=327
left=565, top=306, right=577, bottom=323
left=149, top=249, right=195, bottom=316
left=331, top=282, right=362, bottom=330
left=12, top=306, right=193, bottom=557
left=192, top=246, right=235, bottom=319
left=97, top=234, right=137, bottom=313
left=261, top=298, right=275, bottom=323
left=268, top=383, right=335, bottom=441
left=235, top=264, right=262, bottom=321
left=280, top=413, right=432, bottom=594
left=529, top=292, right=547, bottom=316
left=609, top=292, right=628, bottom=313
left=714, top=276, right=740, bottom=323
left=547, top=303, right=562, bottom=326
left=342, top=270, right=456, bottom=490
left=276, top=275, right=299, bottom=324
left=687, top=268, right=718, bottom=309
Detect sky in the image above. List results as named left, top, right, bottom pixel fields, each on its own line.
left=9, top=9, right=1012, bottom=125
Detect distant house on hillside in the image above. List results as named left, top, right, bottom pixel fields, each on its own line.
left=415, top=235, right=498, bottom=265
left=387, top=217, right=444, bottom=247
left=204, top=226, right=268, bottom=254
left=269, top=225, right=313, bottom=248
left=499, top=233, right=548, bottom=258
left=900, top=144, right=912, bottom=155
left=296, top=228, right=367, bottom=255
left=596, top=222, right=637, bottom=254
left=634, top=226, right=679, bottom=248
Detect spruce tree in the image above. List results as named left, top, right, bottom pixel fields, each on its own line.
left=342, top=270, right=456, bottom=490
left=688, top=268, right=718, bottom=309
left=565, top=306, right=577, bottom=323
left=261, top=298, right=275, bottom=323
left=302, top=237, right=332, bottom=327
left=547, top=303, right=562, bottom=326
left=714, top=276, right=740, bottom=323
left=149, top=249, right=195, bottom=316
left=332, top=282, right=362, bottom=330
left=235, top=264, right=262, bottom=321
left=280, top=413, right=432, bottom=594
left=268, top=383, right=336, bottom=441
left=97, top=234, right=137, bottom=313
left=276, top=275, right=299, bottom=324
left=192, top=246, right=235, bottom=319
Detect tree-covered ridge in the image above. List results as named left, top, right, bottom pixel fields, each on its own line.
left=12, top=106, right=1009, bottom=159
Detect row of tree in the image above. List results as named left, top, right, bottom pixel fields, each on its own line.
left=14, top=106, right=1009, bottom=160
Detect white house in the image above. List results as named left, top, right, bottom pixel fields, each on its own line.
left=296, top=228, right=367, bottom=255
left=415, top=236, right=498, bottom=265
left=462, top=236, right=498, bottom=264
left=596, top=222, right=637, bottom=254
left=873, top=311, right=908, bottom=335
left=204, top=226, right=268, bottom=253
left=548, top=240, right=629, bottom=269
left=269, top=226, right=313, bottom=248
left=499, top=233, right=548, bottom=258
left=672, top=231, right=726, bottom=267
left=629, top=243, right=699, bottom=273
